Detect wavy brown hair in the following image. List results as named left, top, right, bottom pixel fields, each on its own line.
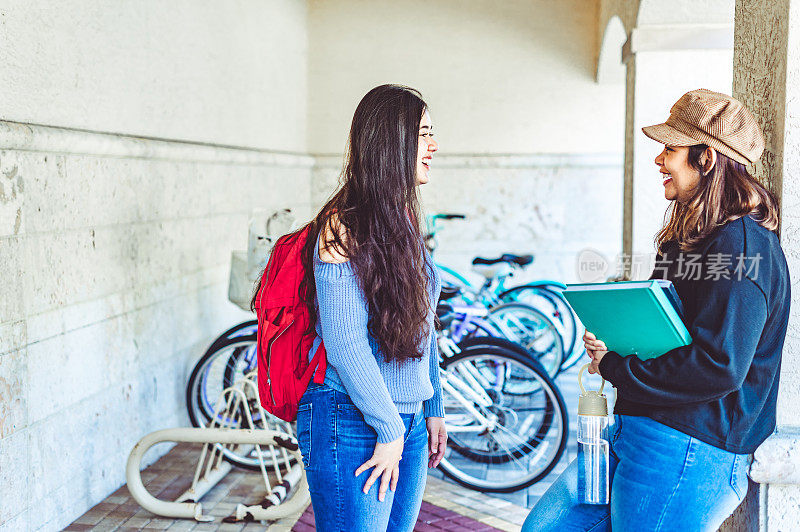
left=655, top=145, right=780, bottom=253
left=252, top=84, right=432, bottom=362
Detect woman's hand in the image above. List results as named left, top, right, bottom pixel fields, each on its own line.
left=355, top=437, right=404, bottom=502
left=583, top=330, right=608, bottom=375
left=426, top=417, right=447, bottom=468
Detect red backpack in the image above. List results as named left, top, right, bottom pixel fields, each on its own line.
left=254, top=227, right=327, bottom=422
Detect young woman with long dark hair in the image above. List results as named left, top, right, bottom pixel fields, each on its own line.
left=524, top=89, right=790, bottom=531
left=294, top=84, right=446, bottom=532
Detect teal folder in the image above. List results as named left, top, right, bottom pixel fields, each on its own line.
left=563, top=280, right=692, bottom=360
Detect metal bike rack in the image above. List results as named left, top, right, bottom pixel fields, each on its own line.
left=126, top=371, right=309, bottom=524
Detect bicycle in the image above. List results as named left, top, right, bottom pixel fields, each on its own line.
left=186, top=311, right=569, bottom=487
left=435, top=305, right=569, bottom=492
left=426, top=213, right=586, bottom=373
left=185, top=334, right=300, bottom=471
left=186, top=208, right=570, bottom=483
left=438, top=285, right=565, bottom=379
left=186, top=321, right=257, bottom=428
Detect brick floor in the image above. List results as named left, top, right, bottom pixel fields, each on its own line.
left=66, top=444, right=526, bottom=531
left=65, top=361, right=597, bottom=532
left=293, top=499, right=508, bottom=531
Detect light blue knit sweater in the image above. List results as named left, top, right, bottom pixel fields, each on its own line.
left=307, top=233, right=444, bottom=443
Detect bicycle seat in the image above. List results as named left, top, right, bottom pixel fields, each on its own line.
left=439, top=285, right=461, bottom=301
left=472, top=254, right=534, bottom=267
left=436, top=301, right=455, bottom=329
left=507, top=253, right=534, bottom=266
left=472, top=262, right=511, bottom=280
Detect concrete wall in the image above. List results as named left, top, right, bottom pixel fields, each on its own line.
left=308, top=0, right=622, bottom=155
left=308, top=0, right=625, bottom=282
left=0, top=0, right=308, bottom=152
left=733, top=0, right=800, bottom=529
left=0, top=2, right=311, bottom=530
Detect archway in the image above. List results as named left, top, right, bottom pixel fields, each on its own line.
left=596, top=15, right=626, bottom=85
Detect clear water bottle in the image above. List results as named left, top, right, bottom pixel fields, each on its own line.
left=577, top=363, right=610, bottom=505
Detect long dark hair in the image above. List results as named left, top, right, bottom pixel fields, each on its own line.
left=253, top=84, right=432, bottom=362
left=655, top=145, right=780, bottom=252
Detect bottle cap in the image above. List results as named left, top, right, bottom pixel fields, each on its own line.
left=578, top=363, right=608, bottom=416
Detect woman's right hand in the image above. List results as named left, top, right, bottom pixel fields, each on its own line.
left=355, top=437, right=404, bottom=502
left=583, top=330, right=608, bottom=354
left=583, top=330, right=608, bottom=374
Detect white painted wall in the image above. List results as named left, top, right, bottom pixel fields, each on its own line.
left=0, top=2, right=311, bottom=529
left=637, top=0, right=734, bottom=26
left=630, top=49, right=734, bottom=265
left=313, top=154, right=624, bottom=285
left=307, top=0, right=624, bottom=155
left=308, top=0, right=626, bottom=283
left=0, top=0, right=308, bottom=152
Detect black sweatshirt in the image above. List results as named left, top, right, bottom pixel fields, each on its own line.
left=598, top=215, right=790, bottom=454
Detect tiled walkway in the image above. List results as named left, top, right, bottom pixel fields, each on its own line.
left=292, top=480, right=527, bottom=531
left=67, top=365, right=590, bottom=530
left=65, top=444, right=528, bottom=531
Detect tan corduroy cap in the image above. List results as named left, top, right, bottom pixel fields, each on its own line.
left=642, top=89, right=765, bottom=165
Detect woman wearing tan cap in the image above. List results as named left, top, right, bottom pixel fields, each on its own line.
left=524, top=89, right=790, bottom=531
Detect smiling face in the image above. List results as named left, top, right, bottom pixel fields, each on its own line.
left=655, top=145, right=702, bottom=203
left=416, top=110, right=438, bottom=185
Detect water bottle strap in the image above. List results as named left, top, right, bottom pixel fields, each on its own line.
left=578, top=363, right=605, bottom=395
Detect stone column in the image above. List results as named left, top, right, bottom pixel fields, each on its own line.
left=622, top=25, right=733, bottom=278
left=732, top=0, right=800, bottom=530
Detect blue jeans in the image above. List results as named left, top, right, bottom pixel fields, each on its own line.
left=523, top=414, right=750, bottom=532
left=296, top=383, right=428, bottom=532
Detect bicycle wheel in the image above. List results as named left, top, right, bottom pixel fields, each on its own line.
left=217, top=319, right=258, bottom=340
left=484, top=302, right=565, bottom=378
left=457, top=336, right=550, bottom=396
left=453, top=337, right=561, bottom=440
left=438, top=345, right=568, bottom=493
left=499, top=285, right=581, bottom=367
left=186, top=335, right=298, bottom=471
left=186, top=335, right=258, bottom=428
left=199, top=319, right=258, bottom=370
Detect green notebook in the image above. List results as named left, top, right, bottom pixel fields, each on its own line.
left=563, top=280, right=691, bottom=360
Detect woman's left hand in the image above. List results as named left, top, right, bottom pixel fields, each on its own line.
left=426, top=417, right=447, bottom=468
left=583, top=330, right=608, bottom=375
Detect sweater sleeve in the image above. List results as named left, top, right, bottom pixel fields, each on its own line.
left=423, top=331, right=445, bottom=418
left=315, top=261, right=405, bottom=443
left=599, top=239, right=768, bottom=406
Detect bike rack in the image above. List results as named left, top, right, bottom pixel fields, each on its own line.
left=126, top=372, right=309, bottom=524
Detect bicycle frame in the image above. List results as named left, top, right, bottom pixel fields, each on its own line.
left=437, top=336, right=516, bottom=435
left=445, top=299, right=555, bottom=352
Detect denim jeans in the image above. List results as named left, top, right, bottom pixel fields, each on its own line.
left=523, top=414, right=750, bottom=532
left=296, top=383, right=428, bottom=532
